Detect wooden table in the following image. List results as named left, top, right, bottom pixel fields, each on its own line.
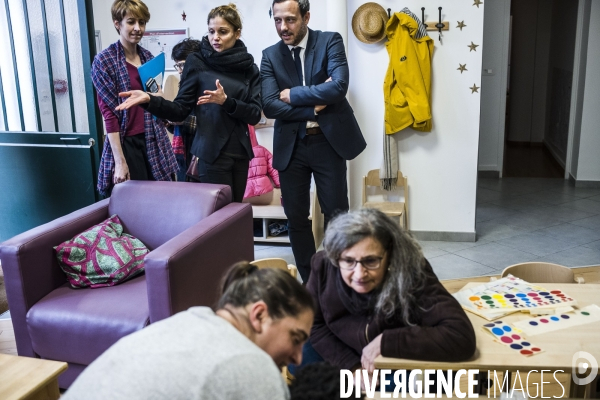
left=375, top=283, right=600, bottom=398
left=0, top=354, right=67, bottom=400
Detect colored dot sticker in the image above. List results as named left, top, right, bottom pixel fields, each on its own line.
left=512, top=334, right=521, bottom=340
left=495, top=321, right=503, bottom=324
left=561, top=315, right=570, bottom=319
left=540, top=319, right=549, bottom=323
left=500, top=336, right=513, bottom=344
left=551, top=290, right=561, bottom=294
left=469, top=296, right=480, bottom=301
left=528, top=293, right=537, bottom=297
left=539, top=292, right=549, bottom=296
left=502, top=325, right=512, bottom=332
left=529, top=321, right=538, bottom=326
left=492, top=327, right=504, bottom=335
left=516, top=293, right=527, bottom=298
left=532, top=348, right=541, bottom=352
left=510, top=344, right=523, bottom=350
left=521, top=349, right=533, bottom=355
left=484, top=323, right=495, bottom=328
left=582, top=312, right=590, bottom=316
left=522, top=342, right=531, bottom=347
left=550, top=316, right=559, bottom=321
left=486, top=300, right=495, bottom=304
left=505, top=294, right=515, bottom=299
left=481, top=295, right=492, bottom=300
left=492, top=294, right=503, bottom=300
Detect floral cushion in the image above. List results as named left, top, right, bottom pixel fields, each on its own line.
left=55, top=215, right=149, bottom=288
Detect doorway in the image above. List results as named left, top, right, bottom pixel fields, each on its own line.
left=502, top=0, right=579, bottom=178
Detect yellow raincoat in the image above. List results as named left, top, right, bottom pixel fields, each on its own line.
left=384, top=12, right=434, bottom=134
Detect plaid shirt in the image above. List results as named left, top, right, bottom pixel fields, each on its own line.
left=92, top=41, right=178, bottom=196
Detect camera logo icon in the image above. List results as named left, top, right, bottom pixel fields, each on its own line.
left=572, top=351, right=598, bottom=386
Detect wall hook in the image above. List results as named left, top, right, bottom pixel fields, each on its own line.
left=436, top=7, right=445, bottom=41
left=388, top=8, right=391, bottom=19
left=421, top=7, right=425, bottom=25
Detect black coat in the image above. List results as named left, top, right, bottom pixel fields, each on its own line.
left=145, top=56, right=261, bottom=164
left=307, top=251, right=477, bottom=370
left=260, top=29, right=366, bottom=171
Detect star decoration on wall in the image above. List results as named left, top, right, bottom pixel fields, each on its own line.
left=181, top=11, right=186, bottom=21
left=269, top=8, right=272, bottom=18
left=457, top=21, right=466, bottom=30
left=473, top=0, right=483, bottom=8
left=468, top=42, right=479, bottom=52
left=458, top=64, right=468, bottom=73
left=470, top=84, right=480, bottom=93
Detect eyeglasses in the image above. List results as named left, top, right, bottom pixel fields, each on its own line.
left=337, top=255, right=385, bottom=271
left=173, top=61, right=186, bottom=71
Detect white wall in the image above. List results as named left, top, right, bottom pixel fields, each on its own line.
left=478, top=0, right=510, bottom=173
left=92, top=0, right=484, bottom=237
left=574, top=0, right=600, bottom=183
left=347, top=0, right=483, bottom=236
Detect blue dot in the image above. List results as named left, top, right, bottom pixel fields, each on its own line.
left=539, top=292, right=549, bottom=296
left=492, top=327, right=504, bottom=336
left=550, top=316, right=559, bottom=321
left=516, top=293, right=527, bottom=298
left=522, top=342, right=531, bottom=346
left=510, top=344, right=523, bottom=350
left=529, top=321, right=538, bottom=326
left=503, top=325, right=512, bottom=332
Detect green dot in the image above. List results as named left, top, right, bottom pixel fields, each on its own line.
left=481, top=295, right=492, bottom=300
left=582, top=311, right=590, bottom=316
left=486, top=300, right=495, bottom=304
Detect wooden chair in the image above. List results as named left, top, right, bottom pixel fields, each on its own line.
left=501, top=262, right=584, bottom=283
left=249, top=257, right=299, bottom=384
left=362, top=169, right=409, bottom=229
left=250, top=257, right=298, bottom=279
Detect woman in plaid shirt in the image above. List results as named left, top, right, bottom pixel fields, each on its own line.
left=92, top=0, right=177, bottom=196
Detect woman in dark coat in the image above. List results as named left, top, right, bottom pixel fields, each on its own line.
left=116, top=4, right=260, bottom=202
left=303, top=208, right=476, bottom=374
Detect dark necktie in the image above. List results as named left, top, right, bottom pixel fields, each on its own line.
left=292, top=47, right=307, bottom=139
left=292, top=47, right=303, bottom=86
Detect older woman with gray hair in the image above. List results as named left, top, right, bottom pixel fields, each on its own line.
left=303, top=208, right=476, bottom=374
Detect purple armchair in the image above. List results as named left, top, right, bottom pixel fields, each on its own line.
left=0, top=181, right=253, bottom=388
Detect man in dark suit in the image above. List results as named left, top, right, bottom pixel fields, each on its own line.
left=261, top=0, right=366, bottom=282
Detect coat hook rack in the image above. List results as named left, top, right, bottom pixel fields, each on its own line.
left=387, top=6, right=449, bottom=38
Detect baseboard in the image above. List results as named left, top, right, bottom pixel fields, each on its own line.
left=567, top=173, right=600, bottom=188
left=573, top=180, right=600, bottom=188
left=478, top=170, right=500, bottom=178
left=410, top=230, right=477, bottom=242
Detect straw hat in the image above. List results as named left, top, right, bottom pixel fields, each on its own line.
left=352, top=2, right=389, bottom=44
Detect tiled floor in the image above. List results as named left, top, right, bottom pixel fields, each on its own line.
left=255, top=177, right=600, bottom=282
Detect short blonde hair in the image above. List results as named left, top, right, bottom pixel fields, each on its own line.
left=111, top=0, right=150, bottom=32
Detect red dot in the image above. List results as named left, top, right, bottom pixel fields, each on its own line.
left=512, top=334, right=521, bottom=340
left=532, top=348, right=541, bottom=352
left=551, top=290, right=561, bottom=294
left=528, top=293, right=537, bottom=297
left=540, top=319, right=549, bottom=323
left=521, top=349, right=533, bottom=355
left=501, top=336, right=513, bottom=343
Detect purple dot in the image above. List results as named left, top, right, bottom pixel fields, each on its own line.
left=529, top=321, right=538, bottom=326
left=522, top=342, right=531, bottom=346
left=561, top=315, right=570, bottom=319
left=510, top=344, right=523, bottom=350
left=484, top=323, right=495, bottom=328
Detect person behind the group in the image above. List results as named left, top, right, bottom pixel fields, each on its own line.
left=260, top=0, right=366, bottom=283
left=63, top=262, right=315, bottom=399
left=167, top=38, right=201, bottom=182
left=301, top=208, right=476, bottom=375
left=116, top=3, right=261, bottom=202
left=92, top=0, right=177, bottom=197
left=289, top=362, right=364, bottom=400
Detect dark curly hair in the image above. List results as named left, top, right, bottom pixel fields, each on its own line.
left=289, top=362, right=364, bottom=400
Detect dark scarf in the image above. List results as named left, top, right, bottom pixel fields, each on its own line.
left=335, top=270, right=379, bottom=317
left=188, top=36, right=255, bottom=74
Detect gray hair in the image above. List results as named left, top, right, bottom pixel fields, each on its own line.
left=323, top=208, right=427, bottom=325
left=272, top=0, right=310, bottom=17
